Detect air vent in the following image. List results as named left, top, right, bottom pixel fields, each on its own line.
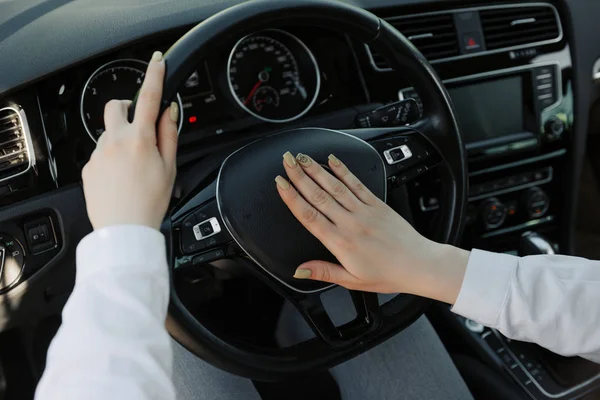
left=368, top=13, right=459, bottom=69
left=481, top=5, right=560, bottom=50
left=0, top=107, right=31, bottom=181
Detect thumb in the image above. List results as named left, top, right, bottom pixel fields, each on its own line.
left=293, top=260, right=359, bottom=287
left=157, top=101, right=179, bottom=168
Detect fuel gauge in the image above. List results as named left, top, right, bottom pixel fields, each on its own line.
left=252, top=86, right=280, bottom=112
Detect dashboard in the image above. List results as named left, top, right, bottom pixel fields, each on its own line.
left=0, top=0, right=600, bottom=398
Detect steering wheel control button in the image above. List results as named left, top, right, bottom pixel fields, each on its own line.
left=192, top=249, right=226, bottom=266
left=383, top=145, right=412, bottom=165
left=24, top=217, right=56, bottom=255
left=193, top=217, right=222, bottom=241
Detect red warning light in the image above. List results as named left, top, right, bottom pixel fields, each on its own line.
left=467, top=38, right=477, bottom=47
left=189, top=116, right=198, bottom=124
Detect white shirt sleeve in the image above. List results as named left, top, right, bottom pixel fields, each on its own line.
left=35, top=225, right=175, bottom=400
left=452, top=249, right=600, bottom=363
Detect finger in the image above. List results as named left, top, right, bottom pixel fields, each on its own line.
left=295, top=153, right=362, bottom=212
left=328, top=154, right=380, bottom=206
left=282, top=152, right=349, bottom=223
left=157, top=102, right=179, bottom=168
left=293, top=260, right=360, bottom=288
left=275, top=175, right=336, bottom=243
left=134, top=51, right=165, bottom=133
left=103, top=99, right=131, bottom=133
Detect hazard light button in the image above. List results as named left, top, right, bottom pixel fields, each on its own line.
left=462, top=32, right=484, bottom=53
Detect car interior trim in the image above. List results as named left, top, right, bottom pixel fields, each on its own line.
left=481, top=216, right=555, bottom=239
left=365, top=2, right=563, bottom=70
left=593, top=57, right=600, bottom=83
left=492, top=329, right=600, bottom=398
left=469, top=149, right=567, bottom=177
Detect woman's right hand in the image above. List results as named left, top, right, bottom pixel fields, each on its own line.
left=275, top=152, right=470, bottom=304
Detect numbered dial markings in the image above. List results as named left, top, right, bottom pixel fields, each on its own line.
left=227, top=30, right=320, bottom=123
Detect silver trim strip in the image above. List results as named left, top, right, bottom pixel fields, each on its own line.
left=481, top=216, right=554, bottom=239
left=398, top=62, right=563, bottom=126
left=80, top=58, right=184, bottom=144
left=492, top=330, right=600, bottom=398
left=226, top=29, right=321, bottom=124
left=408, top=33, right=433, bottom=41
left=215, top=127, right=387, bottom=294
left=511, top=18, right=536, bottom=26
left=0, top=106, right=35, bottom=184
left=366, top=2, right=563, bottom=70
left=36, top=95, right=58, bottom=186
left=593, top=57, right=600, bottom=83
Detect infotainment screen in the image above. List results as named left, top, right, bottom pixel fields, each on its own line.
left=448, top=76, right=524, bottom=144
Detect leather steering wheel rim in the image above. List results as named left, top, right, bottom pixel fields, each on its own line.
left=135, top=0, right=467, bottom=381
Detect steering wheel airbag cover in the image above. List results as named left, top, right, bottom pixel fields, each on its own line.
left=217, top=128, right=386, bottom=293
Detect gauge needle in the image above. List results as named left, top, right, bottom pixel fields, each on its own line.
left=244, top=81, right=263, bottom=105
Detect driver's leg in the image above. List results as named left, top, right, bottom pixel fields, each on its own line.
left=277, top=288, right=474, bottom=400
left=171, top=340, right=261, bottom=400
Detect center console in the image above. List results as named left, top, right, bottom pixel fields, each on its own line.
left=357, top=2, right=599, bottom=399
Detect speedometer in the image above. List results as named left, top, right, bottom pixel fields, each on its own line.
left=227, top=30, right=321, bottom=123
left=80, top=59, right=183, bottom=143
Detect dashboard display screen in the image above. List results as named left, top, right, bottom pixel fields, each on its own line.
left=449, top=76, right=524, bottom=144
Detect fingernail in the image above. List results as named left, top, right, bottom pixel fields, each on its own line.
left=294, top=268, right=312, bottom=279
left=169, top=102, right=179, bottom=122
left=275, top=175, right=290, bottom=190
left=283, top=151, right=297, bottom=168
left=328, top=154, right=341, bottom=167
left=296, top=153, right=312, bottom=167
left=152, top=51, right=163, bottom=62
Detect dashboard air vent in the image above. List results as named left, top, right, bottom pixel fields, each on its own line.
left=368, top=13, right=459, bottom=68
left=0, top=108, right=31, bottom=181
left=480, top=5, right=561, bottom=50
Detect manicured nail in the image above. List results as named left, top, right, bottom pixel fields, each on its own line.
left=283, top=151, right=297, bottom=168
left=169, top=102, right=179, bottom=122
left=328, top=154, right=341, bottom=167
left=294, top=268, right=312, bottom=279
left=275, top=175, right=290, bottom=190
left=296, top=153, right=312, bottom=167
left=151, top=51, right=163, bottom=62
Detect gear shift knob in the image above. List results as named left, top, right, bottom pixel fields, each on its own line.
left=520, top=231, right=555, bottom=255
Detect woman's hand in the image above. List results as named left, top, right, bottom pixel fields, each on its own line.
left=275, top=152, right=470, bottom=304
left=82, top=51, right=179, bottom=231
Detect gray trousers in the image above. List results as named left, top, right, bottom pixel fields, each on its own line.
left=173, top=289, right=474, bottom=400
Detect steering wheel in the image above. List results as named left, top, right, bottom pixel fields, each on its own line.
left=135, top=0, right=467, bottom=381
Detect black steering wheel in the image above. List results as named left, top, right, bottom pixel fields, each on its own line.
left=135, top=0, right=467, bottom=381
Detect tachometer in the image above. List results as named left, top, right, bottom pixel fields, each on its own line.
left=80, top=59, right=183, bottom=142
left=227, top=30, right=320, bottom=123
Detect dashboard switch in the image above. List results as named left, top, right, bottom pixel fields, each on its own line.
left=24, top=217, right=56, bottom=254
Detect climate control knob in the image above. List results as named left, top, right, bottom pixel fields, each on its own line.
left=481, top=198, right=507, bottom=230
left=524, top=188, right=550, bottom=219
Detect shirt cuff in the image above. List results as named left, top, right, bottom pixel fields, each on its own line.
left=76, top=225, right=168, bottom=285
left=451, top=249, right=519, bottom=327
